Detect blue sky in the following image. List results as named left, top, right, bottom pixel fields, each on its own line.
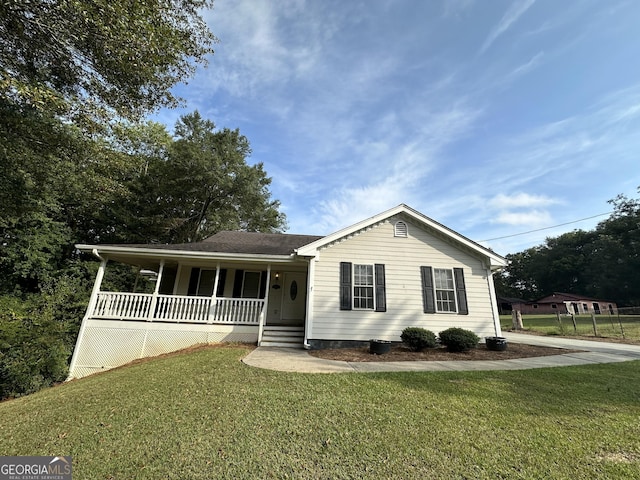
left=154, top=0, right=640, bottom=255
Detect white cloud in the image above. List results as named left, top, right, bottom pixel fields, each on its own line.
left=489, top=193, right=561, bottom=209
left=480, top=0, right=537, bottom=53
left=492, top=209, right=552, bottom=226
left=442, top=0, right=475, bottom=19
left=507, top=51, right=545, bottom=80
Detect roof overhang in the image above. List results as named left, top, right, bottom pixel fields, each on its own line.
left=76, top=244, right=301, bottom=269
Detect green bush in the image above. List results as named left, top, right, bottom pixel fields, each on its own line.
left=438, top=328, right=479, bottom=352
left=0, top=274, right=89, bottom=399
left=400, top=327, right=437, bottom=351
left=0, top=316, right=71, bottom=399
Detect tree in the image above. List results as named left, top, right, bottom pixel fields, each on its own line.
left=589, top=193, right=640, bottom=306
left=1, top=0, right=216, bottom=121
left=497, top=188, right=640, bottom=306
left=128, top=112, right=287, bottom=243
left=1, top=0, right=218, bottom=292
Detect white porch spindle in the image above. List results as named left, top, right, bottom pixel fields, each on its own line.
left=89, top=293, right=264, bottom=324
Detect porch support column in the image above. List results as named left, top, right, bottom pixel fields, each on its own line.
left=148, top=259, right=165, bottom=322
left=87, top=256, right=108, bottom=317
left=208, top=262, right=221, bottom=324
left=68, top=254, right=107, bottom=380
left=257, top=264, right=272, bottom=345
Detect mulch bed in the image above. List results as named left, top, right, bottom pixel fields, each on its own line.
left=308, top=343, right=583, bottom=362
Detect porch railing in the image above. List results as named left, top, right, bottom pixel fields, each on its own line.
left=91, top=292, right=264, bottom=325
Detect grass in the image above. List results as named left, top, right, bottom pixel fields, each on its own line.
left=501, top=314, right=640, bottom=342
left=1, top=345, right=640, bottom=479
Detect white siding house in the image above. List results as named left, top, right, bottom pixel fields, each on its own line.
left=68, top=204, right=506, bottom=378
left=297, top=207, right=506, bottom=348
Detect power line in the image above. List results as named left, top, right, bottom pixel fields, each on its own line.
left=479, top=212, right=612, bottom=242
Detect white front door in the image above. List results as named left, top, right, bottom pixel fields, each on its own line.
left=280, top=272, right=306, bottom=323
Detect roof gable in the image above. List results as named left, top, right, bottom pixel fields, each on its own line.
left=296, top=204, right=507, bottom=268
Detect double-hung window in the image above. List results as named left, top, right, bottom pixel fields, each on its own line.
left=433, top=268, right=456, bottom=313
left=420, top=266, right=468, bottom=315
left=353, top=264, right=374, bottom=309
left=339, top=262, right=386, bottom=312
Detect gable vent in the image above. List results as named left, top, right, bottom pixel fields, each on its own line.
left=394, top=221, right=408, bottom=237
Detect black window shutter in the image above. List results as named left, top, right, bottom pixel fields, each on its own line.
left=259, top=271, right=268, bottom=299
left=374, top=264, right=386, bottom=312
left=420, top=266, right=435, bottom=314
left=187, top=268, right=200, bottom=296
left=454, top=267, right=468, bottom=315
left=215, top=269, right=227, bottom=297
left=232, top=269, right=244, bottom=298
left=339, top=262, right=352, bottom=310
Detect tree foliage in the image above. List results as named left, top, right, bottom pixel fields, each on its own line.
left=1, top=0, right=216, bottom=121
left=1, top=110, right=286, bottom=293
left=114, top=112, right=287, bottom=244
left=495, top=189, right=640, bottom=306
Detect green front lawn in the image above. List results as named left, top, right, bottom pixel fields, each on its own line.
left=1, top=345, right=639, bottom=479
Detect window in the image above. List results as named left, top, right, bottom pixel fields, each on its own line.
left=198, top=270, right=216, bottom=296
left=593, top=302, right=601, bottom=314
left=187, top=268, right=227, bottom=297
left=533, top=304, right=538, bottom=309
left=434, top=268, right=456, bottom=312
left=394, top=221, right=408, bottom=237
left=353, top=264, right=374, bottom=309
left=242, top=271, right=261, bottom=298
left=339, top=262, right=386, bottom=312
left=420, top=266, right=468, bottom=315
left=232, top=269, right=267, bottom=299
left=551, top=303, right=557, bottom=309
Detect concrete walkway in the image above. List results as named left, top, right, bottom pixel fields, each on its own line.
left=241, top=332, right=640, bottom=373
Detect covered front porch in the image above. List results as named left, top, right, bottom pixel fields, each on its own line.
left=68, top=243, right=312, bottom=379
left=83, top=250, right=309, bottom=332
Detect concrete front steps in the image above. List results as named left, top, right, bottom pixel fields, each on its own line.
left=259, top=325, right=304, bottom=348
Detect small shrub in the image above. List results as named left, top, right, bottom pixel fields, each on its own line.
left=400, top=327, right=437, bottom=351
left=438, top=327, right=479, bottom=352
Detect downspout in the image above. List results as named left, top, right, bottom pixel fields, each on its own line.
left=486, top=265, right=502, bottom=337
left=303, top=257, right=316, bottom=349
left=67, top=249, right=107, bottom=380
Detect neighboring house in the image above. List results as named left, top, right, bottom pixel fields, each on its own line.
left=496, top=296, right=527, bottom=315
left=68, top=204, right=507, bottom=379
left=505, top=292, right=619, bottom=316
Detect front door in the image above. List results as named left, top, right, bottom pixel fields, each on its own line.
left=280, top=272, right=306, bottom=324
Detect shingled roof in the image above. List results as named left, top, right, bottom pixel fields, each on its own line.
left=109, top=231, right=324, bottom=256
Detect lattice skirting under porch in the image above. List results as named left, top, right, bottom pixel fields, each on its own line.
left=69, top=319, right=258, bottom=379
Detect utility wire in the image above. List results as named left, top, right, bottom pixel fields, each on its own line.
left=479, top=212, right=612, bottom=242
